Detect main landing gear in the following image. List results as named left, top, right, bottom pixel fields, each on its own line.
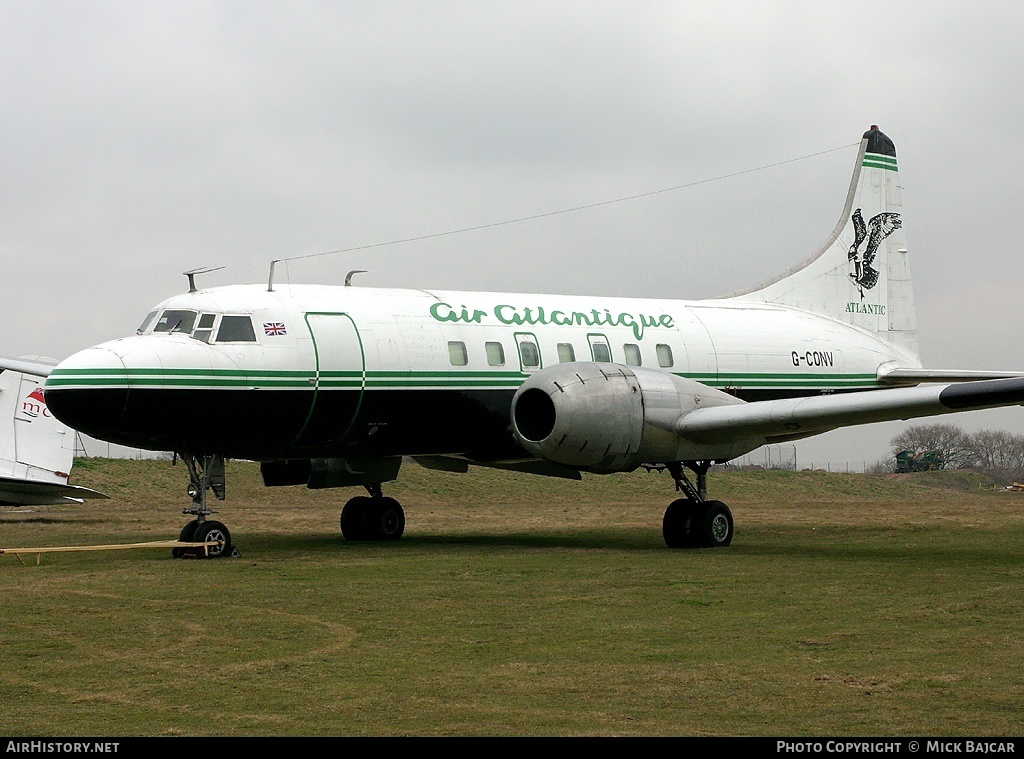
left=340, top=484, right=405, bottom=541
left=661, top=461, right=734, bottom=549
left=173, top=453, right=235, bottom=559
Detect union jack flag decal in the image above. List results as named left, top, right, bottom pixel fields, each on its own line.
left=264, top=322, right=287, bottom=336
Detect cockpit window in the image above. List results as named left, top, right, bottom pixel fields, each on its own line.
left=192, top=313, right=217, bottom=343
left=137, top=311, right=158, bottom=334
left=154, top=310, right=198, bottom=334
left=216, top=315, right=257, bottom=343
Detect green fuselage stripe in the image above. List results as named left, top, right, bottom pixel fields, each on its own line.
left=46, top=366, right=882, bottom=391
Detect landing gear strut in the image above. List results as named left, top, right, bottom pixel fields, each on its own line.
left=661, top=461, right=734, bottom=549
left=173, top=453, right=235, bottom=559
left=340, top=483, right=405, bottom=541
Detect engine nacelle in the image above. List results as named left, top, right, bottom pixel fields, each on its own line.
left=510, top=362, right=754, bottom=472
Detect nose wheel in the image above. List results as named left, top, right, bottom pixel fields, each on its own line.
left=172, top=453, right=237, bottom=559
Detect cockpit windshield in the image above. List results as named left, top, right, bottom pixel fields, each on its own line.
left=141, top=309, right=259, bottom=345
left=137, top=311, right=158, bottom=334
left=153, top=310, right=198, bottom=334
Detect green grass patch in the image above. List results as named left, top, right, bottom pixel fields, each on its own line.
left=1, top=460, right=1022, bottom=736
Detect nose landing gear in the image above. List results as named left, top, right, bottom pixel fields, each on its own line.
left=173, top=453, right=236, bottom=559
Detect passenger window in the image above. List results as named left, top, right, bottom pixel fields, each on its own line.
left=624, top=344, right=642, bottom=366
left=519, top=340, right=540, bottom=368
left=657, top=343, right=674, bottom=368
left=448, top=341, right=468, bottom=366
left=485, top=342, right=505, bottom=367
left=154, top=310, right=197, bottom=334
left=217, top=315, right=257, bottom=343
left=557, top=343, right=576, bottom=363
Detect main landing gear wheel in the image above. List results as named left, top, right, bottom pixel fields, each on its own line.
left=697, top=500, right=733, bottom=548
left=340, top=496, right=371, bottom=540
left=662, top=499, right=734, bottom=548
left=340, top=495, right=405, bottom=541
left=662, top=461, right=734, bottom=549
left=374, top=497, right=406, bottom=540
left=663, top=498, right=699, bottom=548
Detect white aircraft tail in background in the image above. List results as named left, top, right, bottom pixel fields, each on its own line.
left=0, top=364, right=106, bottom=506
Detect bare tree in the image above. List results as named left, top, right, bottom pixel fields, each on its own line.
left=886, top=424, right=1024, bottom=476
left=890, top=423, right=977, bottom=470
left=970, top=429, right=1024, bottom=478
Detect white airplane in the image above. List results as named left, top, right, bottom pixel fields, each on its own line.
left=0, top=362, right=106, bottom=506
left=7, top=126, right=1024, bottom=556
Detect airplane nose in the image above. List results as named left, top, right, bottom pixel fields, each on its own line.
left=44, top=346, right=129, bottom=441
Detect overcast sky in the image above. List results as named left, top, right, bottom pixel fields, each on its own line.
left=3, top=0, right=1023, bottom=468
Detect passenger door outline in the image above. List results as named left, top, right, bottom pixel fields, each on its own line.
left=293, top=312, right=366, bottom=447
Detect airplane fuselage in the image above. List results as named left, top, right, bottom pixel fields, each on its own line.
left=43, top=282, right=915, bottom=464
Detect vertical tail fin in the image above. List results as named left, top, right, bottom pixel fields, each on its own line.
left=0, top=368, right=75, bottom=485
left=727, top=126, right=917, bottom=362
left=0, top=367, right=105, bottom=505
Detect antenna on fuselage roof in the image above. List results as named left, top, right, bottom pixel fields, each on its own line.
left=266, top=259, right=368, bottom=291
left=183, top=266, right=225, bottom=293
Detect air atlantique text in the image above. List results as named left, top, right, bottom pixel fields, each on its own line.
left=429, top=302, right=674, bottom=341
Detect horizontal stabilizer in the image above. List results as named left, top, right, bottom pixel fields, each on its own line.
left=0, top=475, right=108, bottom=506
left=676, top=377, right=1024, bottom=444
left=879, top=367, right=1024, bottom=384
left=0, top=356, right=57, bottom=378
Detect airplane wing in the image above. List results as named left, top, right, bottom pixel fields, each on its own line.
left=412, top=455, right=583, bottom=480
left=675, top=377, right=1024, bottom=444
left=0, top=476, right=108, bottom=506
left=0, top=356, right=57, bottom=378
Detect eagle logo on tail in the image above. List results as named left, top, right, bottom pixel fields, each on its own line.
left=848, top=208, right=901, bottom=299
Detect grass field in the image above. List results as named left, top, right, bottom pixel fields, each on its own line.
left=1, top=459, right=1022, bottom=736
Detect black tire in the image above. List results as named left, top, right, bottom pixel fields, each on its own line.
left=662, top=498, right=700, bottom=548
left=372, top=497, right=405, bottom=541
left=192, top=520, right=233, bottom=559
left=340, top=496, right=372, bottom=541
left=173, top=519, right=200, bottom=558
left=696, top=500, right=733, bottom=548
